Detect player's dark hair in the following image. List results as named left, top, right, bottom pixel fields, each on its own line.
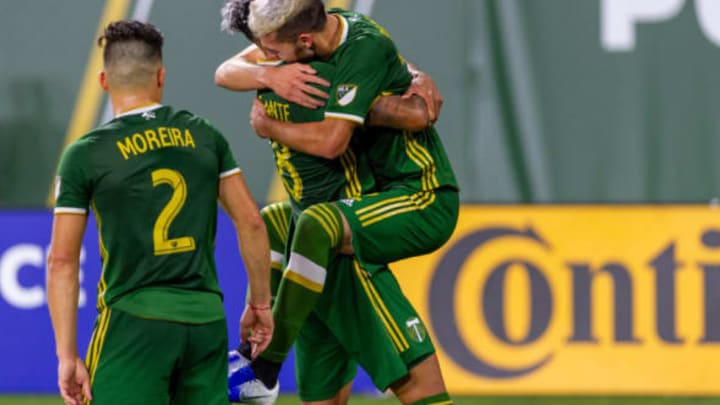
left=221, top=0, right=256, bottom=42
left=98, top=20, right=164, bottom=65
left=275, top=0, right=326, bottom=41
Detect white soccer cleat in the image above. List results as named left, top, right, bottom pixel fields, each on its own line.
left=228, top=363, right=279, bottom=405
left=230, top=377, right=279, bottom=405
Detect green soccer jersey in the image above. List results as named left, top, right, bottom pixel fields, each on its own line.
left=324, top=10, right=459, bottom=192
left=54, top=105, right=238, bottom=323
left=258, top=61, right=376, bottom=213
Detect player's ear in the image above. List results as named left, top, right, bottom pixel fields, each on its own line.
left=298, top=33, right=313, bottom=49
left=157, top=66, right=165, bottom=88
left=99, top=71, right=109, bottom=92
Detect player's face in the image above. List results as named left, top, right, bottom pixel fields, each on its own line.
left=258, top=33, right=314, bottom=62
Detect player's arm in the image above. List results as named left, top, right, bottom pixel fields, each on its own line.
left=251, top=95, right=427, bottom=159
left=215, top=44, right=329, bottom=108
left=250, top=99, right=356, bottom=159
left=367, top=94, right=430, bottom=131
left=404, top=62, right=444, bottom=124
left=219, top=172, right=273, bottom=356
left=47, top=213, right=93, bottom=405
left=47, top=213, right=86, bottom=363
left=218, top=172, right=271, bottom=308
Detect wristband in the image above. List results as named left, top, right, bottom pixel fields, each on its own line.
left=249, top=303, right=271, bottom=311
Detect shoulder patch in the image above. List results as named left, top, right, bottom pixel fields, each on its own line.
left=336, top=85, right=358, bottom=107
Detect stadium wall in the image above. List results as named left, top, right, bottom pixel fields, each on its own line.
left=1, top=0, right=719, bottom=207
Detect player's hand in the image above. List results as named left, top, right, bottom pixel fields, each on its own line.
left=266, top=63, right=329, bottom=109
left=57, top=356, right=92, bottom=405
left=250, top=99, right=272, bottom=139
left=403, top=69, right=443, bottom=124
left=240, top=304, right=274, bottom=359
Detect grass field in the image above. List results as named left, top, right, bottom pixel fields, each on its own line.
left=2, top=396, right=719, bottom=404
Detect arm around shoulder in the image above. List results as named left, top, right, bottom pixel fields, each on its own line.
left=214, top=44, right=273, bottom=91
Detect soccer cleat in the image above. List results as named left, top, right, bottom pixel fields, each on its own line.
left=228, top=364, right=279, bottom=404
left=228, top=349, right=250, bottom=376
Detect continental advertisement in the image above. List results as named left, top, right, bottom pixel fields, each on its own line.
left=392, top=205, right=720, bottom=395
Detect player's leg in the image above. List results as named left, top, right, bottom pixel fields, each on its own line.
left=294, top=293, right=356, bottom=404
left=261, top=202, right=293, bottom=293
left=172, top=319, right=228, bottom=405
left=390, top=355, right=451, bottom=404
left=318, top=259, right=452, bottom=405
left=335, top=187, right=459, bottom=265
left=235, top=202, right=344, bottom=394
left=87, top=309, right=184, bottom=404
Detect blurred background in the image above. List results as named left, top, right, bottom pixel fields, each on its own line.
left=1, top=0, right=720, bottom=403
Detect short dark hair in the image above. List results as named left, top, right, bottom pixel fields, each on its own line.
left=98, top=20, right=164, bottom=65
left=274, top=0, right=326, bottom=41
left=221, top=0, right=255, bottom=42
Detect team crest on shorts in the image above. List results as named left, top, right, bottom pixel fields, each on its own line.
left=336, top=84, right=358, bottom=106
left=406, top=317, right=427, bottom=343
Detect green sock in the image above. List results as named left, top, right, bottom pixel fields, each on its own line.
left=260, top=202, right=292, bottom=296
left=411, top=392, right=453, bottom=405
left=261, top=203, right=343, bottom=363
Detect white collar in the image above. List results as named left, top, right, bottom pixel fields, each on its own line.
left=115, top=104, right=163, bottom=119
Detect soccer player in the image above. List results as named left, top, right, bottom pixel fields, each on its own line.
left=218, top=1, right=459, bottom=403
left=47, top=20, right=273, bottom=405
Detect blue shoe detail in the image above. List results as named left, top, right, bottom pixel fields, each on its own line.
left=228, top=365, right=256, bottom=402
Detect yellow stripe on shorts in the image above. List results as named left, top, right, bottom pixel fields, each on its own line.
left=88, top=308, right=112, bottom=388
left=353, top=260, right=409, bottom=352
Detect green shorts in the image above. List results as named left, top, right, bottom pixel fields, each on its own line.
left=85, top=308, right=228, bottom=405
left=335, top=187, right=459, bottom=266
left=294, top=255, right=436, bottom=401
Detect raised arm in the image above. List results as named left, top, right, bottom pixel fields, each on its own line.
left=218, top=172, right=273, bottom=356
left=215, top=44, right=272, bottom=91
left=215, top=44, right=330, bottom=109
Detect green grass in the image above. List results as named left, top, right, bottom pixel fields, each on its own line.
left=1, top=396, right=719, bottom=404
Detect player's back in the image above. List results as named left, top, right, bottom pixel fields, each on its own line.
left=258, top=61, right=376, bottom=213
left=57, top=105, right=234, bottom=323
left=322, top=10, right=458, bottom=193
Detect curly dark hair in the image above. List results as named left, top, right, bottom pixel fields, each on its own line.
left=221, top=0, right=255, bottom=42
left=98, top=20, right=164, bottom=65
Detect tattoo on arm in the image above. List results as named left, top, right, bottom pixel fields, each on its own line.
left=367, top=95, right=429, bottom=130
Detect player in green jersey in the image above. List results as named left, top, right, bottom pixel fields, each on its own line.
left=218, top=1, right=457, bottom=403
left=47, top=20, right=273, bottom=405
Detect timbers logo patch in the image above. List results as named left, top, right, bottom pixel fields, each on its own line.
left=406, top=317, right=427, bottom=342
left=336, top=84, right=358, bottom=106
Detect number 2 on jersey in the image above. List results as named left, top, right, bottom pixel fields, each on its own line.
left=151, top=169, right=196, bottom=255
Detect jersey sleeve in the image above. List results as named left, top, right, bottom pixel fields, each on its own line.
left=324, top=36, right=398, bottom=125
left=54, top=142, right=92, bottom=214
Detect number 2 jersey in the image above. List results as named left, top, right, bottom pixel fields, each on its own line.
left=54, top=105, right=238, bottom=323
